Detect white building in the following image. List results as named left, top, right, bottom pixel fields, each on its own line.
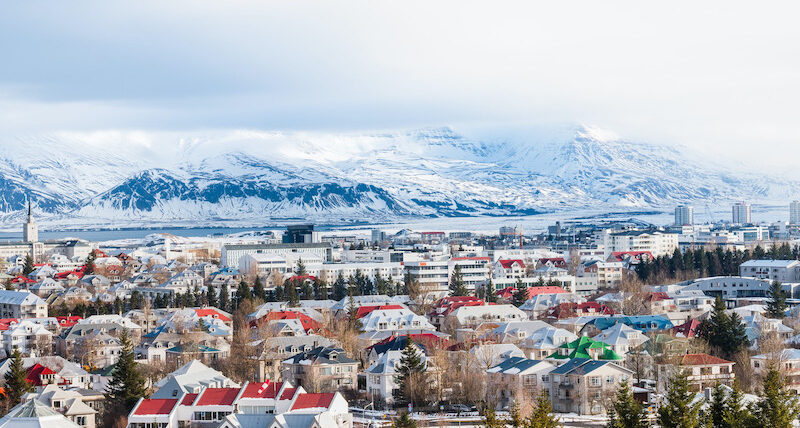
left=446, top=304, right=527, bottom=329
left=2, top=320, right=52, bottom=357
left=221, top=243, right=332, bottom=269
left=404, top=260, right=449, bottom=297
left=0, top=290, right=48, bottom=319
left=23, top=201, right=38, bottom=243
left=674, top=205, right=694, bottom=226
left=732, top=202, right=752, bottom=225
left=359, top=308, right=435, bottom=333
left=449, top=257, right=491, bottom=292
left=791, top=201, right=800, bottom=225
left=604, top=230, right=678, bottom=257
left=739, top=260, right=800, bottom=283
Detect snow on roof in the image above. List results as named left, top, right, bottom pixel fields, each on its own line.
left=290, top=393, right=334, bottom=410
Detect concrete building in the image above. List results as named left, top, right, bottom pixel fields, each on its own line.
left=732, top=202, right=752, bottom=225
left=23, top=201, right=38, bottom=243
left=221, top=243, right=332, bottom=269
left=739, top=259, right=800, bottom=283
left=791, top=201, right=800, bottom=225
left=404, top=260, right=449, bottom=297
left=674, top=205, right=694, bottom=226
left=605, top=230, right=679, bottom=258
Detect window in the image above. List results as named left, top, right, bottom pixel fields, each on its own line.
left=606, top=376, right=615, bottom=384
left=589, top=376, right=601, bottom=387
left=76, top=416, right=86, bottom=426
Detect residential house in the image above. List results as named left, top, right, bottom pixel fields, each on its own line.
left=281, top=347, right=358, bottom=392
left=548, top=358, right=634, bottom=414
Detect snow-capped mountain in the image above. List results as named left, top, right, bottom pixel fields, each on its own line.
left=0, top=126, right=794, bottom=227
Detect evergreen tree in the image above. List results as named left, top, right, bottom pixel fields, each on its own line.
left=751, top=367, right=800, bottom=428
left=658, top=370, right=703, bottom=428
left=394, top=339, right=427, bottom=406
left=206, top=283, right=218, bottom=308
left=697, top=296, right=749, bottom=359
left=527, top=390, right=560, bottom=428
left=253, top=276, right=266, bottom=301
left=606, top=381, right=648, bottom=428
left=513, top=279, right=528, bottom=307
left=284, top=279, right=299, bottom=306
left=295, top=259, right=307, bottom=276
left=753, top=245, right=766, bottom=259
left=482, top=408, right=506, bottom=428
left=130, top=290, right=143, bottom=310
left=219, top=283, right=230, bottom=312
left=104, top=329, right=147, bottom=422
left=765, top=281, right=787, bottom=318
left=22, top=254, right=35, bottom=276
left=332, top=273, right=347, bottom=301
left=193, top=284, right=203, bottom=306
left=375, top=272, right=389, bottom=295
left=4, top=349, right=32, bottom=405
left=314, top=279, right=328, bottom=300
left=449, top=265, right=469, bottom=296
left=84, top=251, right=96, bottom=275
left=236, top=280, right=252, bottom=307
left=720, top=385, right=752, bottom=428
left=393, top=412, right=418, bottom=428
left=114, top=297, right=123, bottom=314
left=485, top=279, right=497, bottom=303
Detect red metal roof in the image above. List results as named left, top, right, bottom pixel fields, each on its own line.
left=195, top=308, right=231, bottom=322
left=180, top=393, right=198, bottom=406
left=498, top=259, right=525, bottom=269
left=279, top=387, right=297, bottom=400
left=196, top=388, right=240, bottom=406
left=526, top=286, right=568, bottom=299
left=356, top=305, right=405, bottom=318
left=25, top=364, right=56, bottom=386
left=680, top=353, right=733, bottom=366
left=253, top=311, right=322, bottom=332
left=240, top=381, right=285, bottom=399
left=291, top=393, right=334, bottom=410
left=134, top=399, right=179, bottom=415
left=672, top=319, right=701, bottom=338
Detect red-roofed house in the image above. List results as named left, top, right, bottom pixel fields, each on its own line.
left=427, top=296, right=484, bottom=326
left=290, top=392, right=334, bottom=410
left=356, top=305, right=405, bottom=319
left=128, top=398, right=181, bottom=427
left=540, top=302, right=615, bottom=321
left=494, top=259, right=526, bottom=279
left=252, top=311, right=322, bottom=334
left=526, top=286, right=568, bottom=299
left=672, top=319, right=701, bottom=338
left=25, top=363, right=57, bottom=386
left=609, top=251, right=654, bottom=264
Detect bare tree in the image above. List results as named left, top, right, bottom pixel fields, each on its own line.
left=568, top=248, right=581, bottom=276
left=618, top=273, right=652, bottom=315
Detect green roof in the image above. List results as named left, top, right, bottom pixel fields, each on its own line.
left=549, top=336, right=623, bottom=361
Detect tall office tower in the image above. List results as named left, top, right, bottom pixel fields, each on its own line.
left=674, top=205, right=694, bottom=226
left=791, top=201, right=800, bottom=225
left=732, top=202, right=752, bottom=225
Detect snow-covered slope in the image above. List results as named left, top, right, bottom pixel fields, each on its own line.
left=0, top=126, right=793, bottom=227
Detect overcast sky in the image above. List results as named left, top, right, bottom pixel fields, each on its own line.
left=2, top=1, right=799, bottom=167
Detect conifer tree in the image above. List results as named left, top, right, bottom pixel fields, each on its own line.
left=4, top=349, right=32, bottom=405
left=513, top=279, right=528, bottom=307
left=485, top=279, right=497, bottom=303
left=482, top=407, right=506, bottom=428
left=720, top=385, right=752, bottom=428
left=104, top=329, right=147, bottom=424
left=193, top=284, right=203, bottom=306
left=765, top=281, right=787, bottom=318
left=697, top=296, right=749, bottom=359
left=393, top=412, right=418, bottom=428
left=607, top=381, right=648, bottom=428
left=332, top=273, right=347, bottom=301
left=252, top=276, right=266, bottom=301
left=219, top=283, right=230, bottom=312
left=83, top=251, right=96, bottom=275
left=284, top=279, right=299, bottom=306
left=22, top=254, right=35, bottom=276
left=295, top=259, right=307, bottom=276
left=394, top=339, right=427, bottom=406
left=751, top=367, right=800, bottom=428
left=658, top=370, right=702, bottom=428
left=236, top=280, right=252, bottom=306
left=206, top=283, right=218, bottom=308
left=527, top=390, right=559, bottom=428
left=449, top=265, right=469, bottom=296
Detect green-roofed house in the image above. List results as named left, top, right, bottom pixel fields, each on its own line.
left=546, top=336, right=624, bottom=363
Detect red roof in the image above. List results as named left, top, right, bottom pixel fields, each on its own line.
left=180, top=393, right=198, bottom=406
left=611, top=251, right=654, bottom=262
left=291, top=393, right=335, bottom=410
left=134, top=399, right=179, bottom=415
left=526, top=286, right=568, bottom=299
left=0, top=319, right=18, bottom=331
left=196, top=387, right=240, bottom=406
left=498, top=259, right=525, bottom=269
left=25, top=364, right=56, bottom=386
left=10, top=276, right=34, bottom=284
left=356, top=305, right=405, bottom=318
left=649, top=292, right=671, bottom=302
left=279, top=387, right=297, bottom=400
left=496, top=286, right=516, bottom=299
left=253, top=311, right=322, bottom=332
left=672, top=319, right=701, bottom=338
left=55, top=270, right=84, bottom=280
left=240, top=381, right=284, bottom=399
left=680, top=353, right=733, bottom=366
left=195, top=308, right=231, bottom=322
left=542, top=302, right=615, bottom=320
left=56, top=316, right=82, bottom=327
left=287, top=275, right=317, bottom=282
left=429, top=296, right=484, bottom=318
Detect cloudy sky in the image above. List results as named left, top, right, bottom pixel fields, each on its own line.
left=2, top=1, right=799, bottom=166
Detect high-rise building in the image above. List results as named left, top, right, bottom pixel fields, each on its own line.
left=732, top=202, right=752, bottom=225
left=22, top=200, right=38, bottom=243
left=371, top=229, right=386, bottom=243
left=674, top=205, right=694, bottom=226
left=282, top=224, right=318, bottom=244
left=791, top=201, right=800, bottom=225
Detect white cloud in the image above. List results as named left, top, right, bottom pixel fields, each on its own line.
left=1, top=0, right=799, bottom=168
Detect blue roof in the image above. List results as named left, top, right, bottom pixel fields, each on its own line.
left=550, top=358, right=590, bottom=375
left=576, top=360, right=613, bottom=374
left=491, top=357, right=544, bottom=373
left=589, top=315, right=673, bottom=332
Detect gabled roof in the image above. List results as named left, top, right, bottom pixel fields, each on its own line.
left=290, top=393, right=334, bottom=410
left=498, top=259, right=525, bottom=269
left=133, top=399, right=179, bottom=415
left=196, top=388, right=240, bottom=406
left=240, top=381, right=284, bottom=399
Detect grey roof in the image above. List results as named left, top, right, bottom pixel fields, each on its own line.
left=283, top=346, right=357, bottom=365
left=0, top=290, right=45, bottom=306
left=224, top=242, right=331, bottom=250
left=488, top=357, right=546, bottom=374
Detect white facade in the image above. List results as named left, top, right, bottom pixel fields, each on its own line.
left=221, top=243, right=332, bottom=269
left=791, top=201, right=800, bottom=225
left=0, top=290, right=48, bottom=318
left=732, top=202, right=752, bottom=225
left=674, top=205, right=694, bottom=226
left=606, top=230, right=678, bottom=257
left=404, top=260, right=449, bottom=296
left=739, top=260, right=800, bottom=283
